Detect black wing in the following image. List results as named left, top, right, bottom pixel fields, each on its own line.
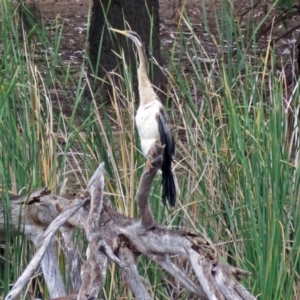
left=157, top=108, right=176, bottom=206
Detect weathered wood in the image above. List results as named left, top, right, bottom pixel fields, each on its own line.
left=40, top=237, right=67, bottom=298
left=0, top=188, right=50, bottom=241
left=119, top=246, right=152, bottom=300
left=59, top=226, right=82, bottom=292
left=4, top=196, right=88, bottom=300
left=188, top=248, right=224, bottom=300
left=135, top=143, right=162, bottom=230
left=2, top=144, right=255, bottom=300
left=149, top=253, right=208, bottom=298
left=214, top=263, right=256, bottom=300
left=78, top=163, right=110, bottom=300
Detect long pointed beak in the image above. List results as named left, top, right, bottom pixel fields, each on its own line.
left=109, top=28, right=128, bottom=37
left=109, top=28, right=142, bottom=47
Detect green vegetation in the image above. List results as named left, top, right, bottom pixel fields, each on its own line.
left=1, top=0, right=300, bottom=299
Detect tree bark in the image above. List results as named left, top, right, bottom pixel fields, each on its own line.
left=87, top=0, right=166, bottom=102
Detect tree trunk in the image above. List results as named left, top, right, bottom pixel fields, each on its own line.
left=87, top=0, right=166, bottom=102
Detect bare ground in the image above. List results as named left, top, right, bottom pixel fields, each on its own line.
left=22, top=0, right=300, bottom=71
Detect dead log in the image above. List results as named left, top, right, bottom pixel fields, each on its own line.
left=2, top=143, right=256, bottom=300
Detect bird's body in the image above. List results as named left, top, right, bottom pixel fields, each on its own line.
left=135, top=100, right=161, bottom=156
left=110, top=28, right=176, bottom=206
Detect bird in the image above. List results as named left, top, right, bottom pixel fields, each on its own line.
left=109, top=28, right=176, bottom=207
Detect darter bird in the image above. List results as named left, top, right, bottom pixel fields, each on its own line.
left=110, top=28, right=176, bottom=206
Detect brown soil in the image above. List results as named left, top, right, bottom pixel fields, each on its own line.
left=22, top=0, right=300, bottom=80
left=23, top=0, right=89, bottom=63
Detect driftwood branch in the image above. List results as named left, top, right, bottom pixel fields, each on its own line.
left=149, top=253, right=208, bottom=298
left=78, top=162, right=123, bottom=300
left=118, top=246, right=152, bottom=300
left=4, top=196, right=88, bottom=300
left=39, top=237, right=67, bottom=299
left=59, top=226, right=82, bottom=292
left=2, top=143, right=256, bottom=300
left=135, top=143, right=161, bottom=230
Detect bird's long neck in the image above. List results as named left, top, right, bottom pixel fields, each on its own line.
left=136, top=45, right=158, bottom=107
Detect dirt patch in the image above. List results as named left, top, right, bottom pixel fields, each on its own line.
left=22, top=0, right=300, bottom=80
left=23, top=0, right=89, bottom=63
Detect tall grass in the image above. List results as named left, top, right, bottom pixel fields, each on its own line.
left=0, top=0, right=300, bottom=299
left=165, top=3, right=300, bottom=299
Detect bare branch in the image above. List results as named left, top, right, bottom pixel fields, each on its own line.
left=117, top=220, right=254, bottom=299
left=214, top=263, right=256, bottom=300
left=88, top=163, right=123, bottom=267
left=3, top=155, right=256, bottom=300
left=213, top=264, right=242, bottom=300
left=149, top=254, right=208, bottom=299
left=59, top=226, right=82, bottom=292
left=188, top=248, right=225, bottom=300
left=79, top=162, right=123, bottom=300
left=40, top=237, right=67, bottom=298
left=79, top=250, right=108, bottom=300
left=120, top=226, right=198, bottom=257
left=135, top=142, right=164, bottom=230
left=235, top=283, right=257, bottom=300
left=119, top=246, right=152, bottom=300
left=0, top=188, right=50, bottom=241
left=5, top=196, right=88, bottom=300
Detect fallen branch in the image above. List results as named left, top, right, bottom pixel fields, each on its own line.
left=119, top=246, right=152, bottom=300
left=5, top=196, right=88, bottom=300
left=2, top=143, right=256, bottom=300
left=78, top=162, right=123, bottom=300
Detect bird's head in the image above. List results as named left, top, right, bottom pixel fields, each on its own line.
left=109, top=28, right=143, bottom=48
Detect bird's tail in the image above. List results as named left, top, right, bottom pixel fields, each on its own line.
left=161, top=163, right=176, bottom=207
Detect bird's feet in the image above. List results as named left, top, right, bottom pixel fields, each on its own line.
left=145, top=158, right=153, bottom=172
left=146, top=141, right=164, bottom=172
